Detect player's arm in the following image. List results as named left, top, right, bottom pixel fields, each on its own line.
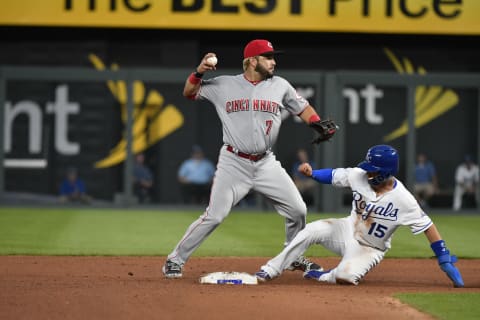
left=297, top=105, right=319, bottom=124
left=424, top=224, right=464, bottom=288
left=183, top=52, right=217, bottom=99
left=298, top=163, right=333, bottom=184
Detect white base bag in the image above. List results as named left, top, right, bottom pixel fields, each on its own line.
left=199, top=272, right=258, bottom=285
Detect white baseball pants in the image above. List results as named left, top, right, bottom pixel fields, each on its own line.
left=262, top=216, right=385, bottom=285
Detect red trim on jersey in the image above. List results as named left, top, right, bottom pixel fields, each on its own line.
left=243, top=74, right=263, bottom=85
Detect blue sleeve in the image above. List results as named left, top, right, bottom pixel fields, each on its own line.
left=311, top=169, right=333, bottom=184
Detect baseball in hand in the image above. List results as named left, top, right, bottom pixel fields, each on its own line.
left=206, top=56, right=218, bottom=66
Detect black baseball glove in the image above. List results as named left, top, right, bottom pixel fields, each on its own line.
left=309, top=119, right=338, bottom=144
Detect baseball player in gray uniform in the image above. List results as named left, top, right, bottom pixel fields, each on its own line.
left=163, top=39, right=337, bottom=278
left=256, top=145, right=464, bottom=287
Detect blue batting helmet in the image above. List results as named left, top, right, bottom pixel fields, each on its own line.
left=357, top=145, right=399, bottom=186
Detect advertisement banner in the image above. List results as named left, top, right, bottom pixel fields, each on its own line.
left=1, top=0, right=479, bottom=35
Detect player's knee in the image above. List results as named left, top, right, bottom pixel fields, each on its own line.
left=292, top=201, right=307, bottom=218
left=293, top=223, right=320, bottom=245
left=302, top=223, right=317, bottom=237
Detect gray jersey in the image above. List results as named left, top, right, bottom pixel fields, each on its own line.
left=197, top=74, right=308, bottom=154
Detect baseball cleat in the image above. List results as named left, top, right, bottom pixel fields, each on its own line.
left=255, top=269, right=273, bottom=282
left=287, top=255, right=323, bottom=272
left=162, top=259, right=183, bottom=278
left=303, top=269, right=329, bottom=281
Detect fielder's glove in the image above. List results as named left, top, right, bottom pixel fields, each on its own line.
left=310, top=119, right=338, bottom=144
left=431, top=240, right=464, bottom=288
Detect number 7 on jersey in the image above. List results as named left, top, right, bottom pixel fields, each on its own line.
left=265, top=120, right=273, bottom=135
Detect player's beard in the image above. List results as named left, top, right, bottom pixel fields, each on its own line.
left=255, top=63, right=273, bottom=79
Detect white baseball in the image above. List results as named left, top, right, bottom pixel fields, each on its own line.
left=206, top=56, right=218, bottom=66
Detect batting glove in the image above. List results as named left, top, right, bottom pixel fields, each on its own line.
left=431, top=240, right=464, bottom=288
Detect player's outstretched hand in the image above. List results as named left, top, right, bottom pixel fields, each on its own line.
left=431, top=240, right=464, bottom=288
left=440, top=258, right=464, bottom=288
left=298, top=163, right=313, bottom=177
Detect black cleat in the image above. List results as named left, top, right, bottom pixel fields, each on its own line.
left=287, top=256, right=323, bottom=272
left=162, top=259, right=183, bottom=278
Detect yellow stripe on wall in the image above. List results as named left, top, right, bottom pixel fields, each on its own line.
left=1, top=0, right=479, bottom=35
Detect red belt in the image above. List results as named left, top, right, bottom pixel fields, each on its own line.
left=226, top=145, right=266, bottom=162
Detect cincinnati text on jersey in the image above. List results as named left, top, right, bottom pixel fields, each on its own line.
left=225, top=99, right=280, bottom=115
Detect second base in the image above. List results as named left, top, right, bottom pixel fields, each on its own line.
left=199, top=271, right=258, bottom=285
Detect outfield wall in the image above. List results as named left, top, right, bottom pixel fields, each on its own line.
left=0, top=27, right=478, bottom=209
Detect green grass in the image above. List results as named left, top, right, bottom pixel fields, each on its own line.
left=395, top=293, right=480, bottom=320
left=0, top=207, right=478, bottom=257
left=383, top=214, right=479, bottom=259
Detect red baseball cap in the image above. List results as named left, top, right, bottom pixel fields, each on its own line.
left=243, top=39, right=283, bottom=59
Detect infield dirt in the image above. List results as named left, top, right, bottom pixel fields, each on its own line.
left=1, top=256, right=479, bottom=320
